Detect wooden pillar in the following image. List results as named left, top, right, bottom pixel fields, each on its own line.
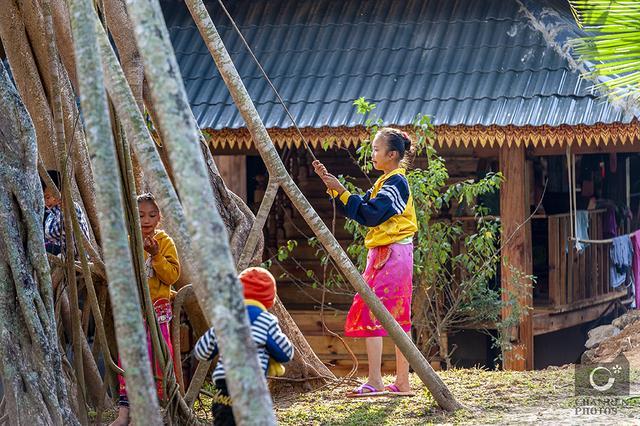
left=499, top=145, right=534, bottom=370
left=214, top=155, right=247, bottom=201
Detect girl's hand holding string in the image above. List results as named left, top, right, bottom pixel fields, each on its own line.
left=312, top=160, right=328, bottom=176
left=144, top=235, right=160, bottom=256
left=321, top=173, right=347, bottom=195
left=313, top=160, right=346, bottom=196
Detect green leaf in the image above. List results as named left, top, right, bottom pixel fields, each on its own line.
left=570, top=1, right=640, bottom=98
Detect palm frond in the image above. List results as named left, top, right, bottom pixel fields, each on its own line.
left=570, top=0, right=640, bottom=99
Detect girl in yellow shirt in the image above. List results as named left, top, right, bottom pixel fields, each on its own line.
left=314, top=128, right=417, bottom=398
left=112, top=193, right=180, bottom=426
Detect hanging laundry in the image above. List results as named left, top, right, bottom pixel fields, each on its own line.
left=575, top=210, right=590, bottom=252
left=609, top=235, right=634, bottom=290
left=604, top=206, right=618, bottom=240
left=631, top=231, right=640, bottom=309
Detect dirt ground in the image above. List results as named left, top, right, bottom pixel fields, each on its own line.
left=95, top=328, right=640, bottom=424
left=587, top=321, right=640, bottom=370
left=93, top=364, right=639, bottom=425
left=274, top=365, right=640, bottom=425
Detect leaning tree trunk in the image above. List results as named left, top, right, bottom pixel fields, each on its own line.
left=0, top=61, right=78, bottom=425
left=103, top=0, right=145, bottom=190
left=101, top=0, right=331, bottom=397
left=186, top=1, right=463, bottom=412
left=67, top=0, right=162, bottom=423
left=125, top=0, right=276, bottom=423
left=15, top=0, right=101, bottom=242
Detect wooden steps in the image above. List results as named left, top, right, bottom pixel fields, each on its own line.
left=289, top=309, right=397, bottom=376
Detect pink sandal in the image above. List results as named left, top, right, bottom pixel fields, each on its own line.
left=346, top=383, right=388, bottom=398
left=384, top=384, right=415, bottom=397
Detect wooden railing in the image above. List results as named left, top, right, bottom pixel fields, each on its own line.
left=547, top=209, right=614, bottom=307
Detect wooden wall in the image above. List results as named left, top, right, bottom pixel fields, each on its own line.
left=214, top=155, right=247, bottom=201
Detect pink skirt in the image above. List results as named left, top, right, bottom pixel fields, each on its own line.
left=344, top=243, right=413, bottom=337
left=118, top=299, right=175, bottom=404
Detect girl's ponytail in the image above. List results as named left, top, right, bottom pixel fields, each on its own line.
left=401, top=133, right=416, bottom=169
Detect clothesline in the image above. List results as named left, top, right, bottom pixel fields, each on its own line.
left=571, top=236, right=617, bottom=244
left=565, top=147, right=635, bottom=246
left=571, top=230, right=639, bottom=245
left=564, top=148, right=639, bottom=309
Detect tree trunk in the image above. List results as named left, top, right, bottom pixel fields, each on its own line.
left=185, top=0, right=336, bottom=393
left=0, top=60, right=79, bottom=425
left=124, top=0, right=276, bottom=423
left=67, top=0, right=162, bottom=423
left=270, top=299, right=334, bottom=395
left=15, top=0, right=101, bottom=243
left=185, top=2, right=462, bottom=411
left=0, top=0, right=57, bottom=168
left=96, top=15, right=213, bottom=340
left=103, top=0, right=145, bottom=190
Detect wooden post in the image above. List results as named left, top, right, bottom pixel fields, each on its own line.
left=548, top=217, right=561, bottom=306
left=499, top=145, right=534, bottom=370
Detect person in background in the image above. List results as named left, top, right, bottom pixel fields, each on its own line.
left=111, top=193, right=180, bottom=426
left=41, top=169, right=89, bottom=256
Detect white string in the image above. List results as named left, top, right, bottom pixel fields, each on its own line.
left=566, top=146, right=577, bottom=249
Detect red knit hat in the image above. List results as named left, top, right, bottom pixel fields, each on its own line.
left=239, top=267, right=276, bottom=309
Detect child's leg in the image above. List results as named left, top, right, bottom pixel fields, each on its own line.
left=153, top=320, right=175, bottom=399
left=212, top=380, right=236, bottom=426
left=115, top=357, right=130, bottom=418
left=389, top=331, right=412, bottom=392
left=109, top=406, right=129, bottom=426
left=393, top=344, right=411, bottom=391
left=365, top=336, right=384, bottom=389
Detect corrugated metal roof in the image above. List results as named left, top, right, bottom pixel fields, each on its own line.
left=161, top=0, right=637, bottom=131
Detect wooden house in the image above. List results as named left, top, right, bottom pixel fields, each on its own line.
left=161, top=0, right=640, bottom=372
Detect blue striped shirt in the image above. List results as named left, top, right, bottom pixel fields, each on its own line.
left=194, top=303, right=294, bottom=382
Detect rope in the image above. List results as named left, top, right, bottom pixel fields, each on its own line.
left=214, top=0, right=365, bottom=386
left=320, top=199, right=359, bottom=385
left=216, top=0, right=317, bottom=162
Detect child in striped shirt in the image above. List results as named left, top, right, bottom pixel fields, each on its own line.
left=41, top=170, right=90, bottom=256
left=194, top=267, right=293, bottom=426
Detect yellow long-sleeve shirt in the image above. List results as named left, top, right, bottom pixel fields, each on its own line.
left=144, top=230, right=180, bottom=302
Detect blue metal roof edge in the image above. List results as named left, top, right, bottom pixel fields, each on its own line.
left=162, top=0, right=639, bottom=130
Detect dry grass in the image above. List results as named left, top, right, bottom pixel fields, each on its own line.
left=91, top=365, right=640, bottom=425
left=274, top=366, right=640, bottom=425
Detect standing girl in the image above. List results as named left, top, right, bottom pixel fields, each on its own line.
left=111, top=193, right=181, bottom=426
left=313, top=128, right=417, bottom=397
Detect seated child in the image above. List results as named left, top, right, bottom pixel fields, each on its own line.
left=194, top=267, right=294, bottom=426
left=111, top=193, right=180, bottom=426
left=41, top=169, right=90, bottom=256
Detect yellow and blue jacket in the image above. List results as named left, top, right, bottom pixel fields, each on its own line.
left=144, top=230, right=180, bottom=302
left=333, top=168, right=417, bottom=248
